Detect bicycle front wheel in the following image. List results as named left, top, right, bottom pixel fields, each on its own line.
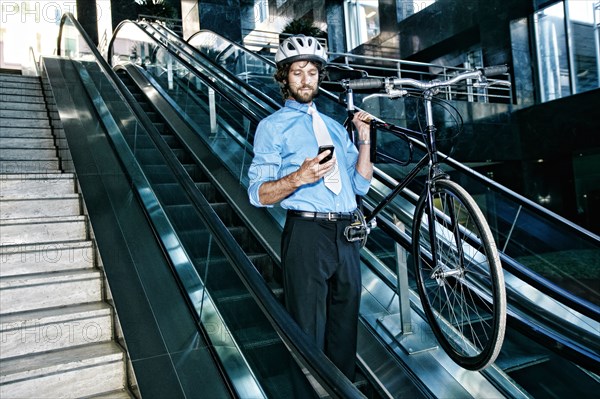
left=412, top=179, right=506, bottom=371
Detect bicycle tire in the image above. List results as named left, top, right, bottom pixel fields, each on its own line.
left=412, top=179, right=506, bottom=370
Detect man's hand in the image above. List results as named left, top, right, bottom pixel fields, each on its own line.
left=352, top=110, right=373, bottom=140
left=292, top=151, right=336, bottom=186
left=257, top=150, right=335, bottom=205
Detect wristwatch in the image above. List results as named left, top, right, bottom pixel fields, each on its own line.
left=357, top=140, right=371, bottom=145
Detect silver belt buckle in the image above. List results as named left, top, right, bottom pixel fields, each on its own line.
left=327, top=212, right=334, bottom=221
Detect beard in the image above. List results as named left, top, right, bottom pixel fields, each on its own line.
left=288, top=83, right=319, bottom=103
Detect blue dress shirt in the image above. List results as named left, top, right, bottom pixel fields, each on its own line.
left=248, top=99, right=371, bottom=212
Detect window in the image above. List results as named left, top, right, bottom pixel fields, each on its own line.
left=344, top=0, right=380, bottom=50
left=397, top=0, right=436, bottom=21
left=254, top=0, right=268, bottom=24
left=566, top=0, right=599, bottom=93
left=534, top=1, right=600, bottom=102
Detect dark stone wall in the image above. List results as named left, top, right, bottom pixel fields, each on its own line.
left=198, top=0, right=242, bottom=42
left=77, top=1, right=99, bottom=45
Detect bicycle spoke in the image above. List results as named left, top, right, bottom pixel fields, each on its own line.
left=413, top=179, right=506, bottom=370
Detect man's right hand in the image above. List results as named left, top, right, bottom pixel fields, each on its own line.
left=293, top=151, right=336, bottom=186
left=257, top=150, right=336, bottom=205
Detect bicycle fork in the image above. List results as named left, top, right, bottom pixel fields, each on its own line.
left=421, top=93, right=466, bottom=283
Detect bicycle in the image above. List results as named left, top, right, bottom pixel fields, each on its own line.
left=341, top=66, right=510, bottom=371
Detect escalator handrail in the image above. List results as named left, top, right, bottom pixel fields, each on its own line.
left=141, top=21, right=282, bottom=113
left=108, top=20, right=269, bottom=123
left=58, top=12, right=364, bottom=399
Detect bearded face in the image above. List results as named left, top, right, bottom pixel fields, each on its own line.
left=285, top=60, right=320, bottom=103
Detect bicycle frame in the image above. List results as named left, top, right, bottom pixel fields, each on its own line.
left=362, top=90, right=445, bottom=225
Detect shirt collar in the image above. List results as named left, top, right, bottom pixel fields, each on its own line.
left=284, top=99, right=318, bottom=114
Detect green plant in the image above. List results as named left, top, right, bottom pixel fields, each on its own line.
left=135, top=0, right=176, bottom=19
left=281, top=18, right=327, bottom=40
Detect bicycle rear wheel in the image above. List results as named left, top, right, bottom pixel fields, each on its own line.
left=412, top=179, right=506, bottom=370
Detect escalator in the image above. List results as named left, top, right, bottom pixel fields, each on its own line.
left=53, top=13, right=368, bottom=399
left=126, top=22, right=600, bottom=397
left=57, top=13, right=599, bottom=398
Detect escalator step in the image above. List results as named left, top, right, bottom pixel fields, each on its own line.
left=145, top=111, right=160, bottom=122
left=138, top=102, right=152, bottom=112
left=210, top=202, right=240, bottom=226
left=161, top=134, right=182, bottom=149
left=172, top=148, right=192, bottom=163
left=183, top=164, right=204, bottom=181
left=196, top=184, right=219, bottom=202
left=153, top=183, right=189, bottom=206
left=227, top=226, right=260, bottom=252
left=163, top=204, right=204, bottom=231
left=153, top=122, right=165, bottom=133
left=135, top=148, right=164, bottom=165
left=124, top=135, right=155, bottom=150
left=144, top=165, right=178, bottom=184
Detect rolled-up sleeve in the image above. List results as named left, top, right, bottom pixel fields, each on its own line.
left=352, top=172, right=371, bottom=196
left=248, top=119, right=281, bottom=207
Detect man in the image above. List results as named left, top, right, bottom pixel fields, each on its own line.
left=247, top=35, right=373, bottom=380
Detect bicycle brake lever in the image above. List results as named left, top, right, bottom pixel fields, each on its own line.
left=362, top=90, right=407, bottom=103
left=473, top=78, right=512, bottom=88
left=488, top=79, right=512, bottom=87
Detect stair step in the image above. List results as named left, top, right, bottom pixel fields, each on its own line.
left=0, top=173, right=75, bottom=196
left=0, top=81, right=41, bottom=91
left=0, top=127, right=53, bottom=138
left=0, top=148, right=57, bottom=160
left=0, top=269, right=102, bottom=314
left=0, top=94, right=44, bottom=104
left=0, top=159, right=60, bottom=173
left=0, top=215, right=87, bottom=245
left=0, top=342, right=126, bottom=398
left=0, top=109, right=48, bottom=119
left=87, top=389, right=134, bottom=398
left=0, top=75, right=39, bottom=84
left=0, top=302, right=113, bottom=359
left=0, top=101, right=47, bottom=112
left=0, top=118, right=50, bottom=128
left=0, top=137, right=55, bottom=148
left=0, top=240, right=94, bottom=277
left=0, top=87, right=43, bottom=97
left=0, top=194, right=81, bottom=219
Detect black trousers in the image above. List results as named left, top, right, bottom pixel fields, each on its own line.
left=281, top=215, right=361, bottom=380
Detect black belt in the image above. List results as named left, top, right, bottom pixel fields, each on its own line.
left=287, top=210, right=355, bottom=221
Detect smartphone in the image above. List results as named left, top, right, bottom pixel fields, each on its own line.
left=318, top=145, right=335, bottom=164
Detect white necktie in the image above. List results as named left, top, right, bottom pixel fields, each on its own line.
left=308, top=106, right=342, bottom=195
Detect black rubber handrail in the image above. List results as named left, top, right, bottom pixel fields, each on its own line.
left=142, top=21, right=282, bottom=113
left=108, top=20, right=271, bottom=122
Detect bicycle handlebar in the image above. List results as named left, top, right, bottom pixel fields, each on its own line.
left=346, top=78, right=386, bottom=91
left=344, top=65, right=510, bottom=92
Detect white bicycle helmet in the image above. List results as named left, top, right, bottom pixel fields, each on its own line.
left=275, top=35, right=327, bottom=67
